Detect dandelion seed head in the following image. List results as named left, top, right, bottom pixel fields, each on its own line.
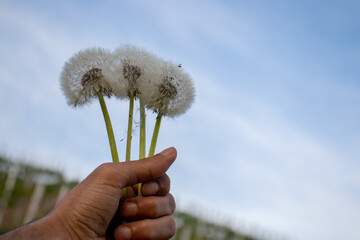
left=145, top=61, right=195, bottom=117
left=122, top=61, right=142, bottom=93
left=159, top=76, right=178, bottom=100
left=60, top=47, right=112, bottom=107
left=104, top=45, right=162, bottom=98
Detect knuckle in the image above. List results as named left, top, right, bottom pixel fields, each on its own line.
left=93, top=163, right=124, bottom=188
left=95, top=162, right=111, bottom=173
left=93, top=163, right=112, bottom=182
left=94, top=163, right=117, bottom=179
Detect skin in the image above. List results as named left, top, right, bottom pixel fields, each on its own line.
left=0, top=147, right=177, bottom=240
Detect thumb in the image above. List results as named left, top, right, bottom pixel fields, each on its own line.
left=110, top=147, right=177, bottom=188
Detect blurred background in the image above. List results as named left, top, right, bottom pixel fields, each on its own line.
left=1, top=0, right=360, bottom=239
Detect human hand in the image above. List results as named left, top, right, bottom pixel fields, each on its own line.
left=0, top=147, right=177, bottom=240
left=54, top=147, right=177, bottom=240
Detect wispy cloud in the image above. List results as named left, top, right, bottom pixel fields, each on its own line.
left=163, top=68, right=360, bottom=239
left=1, top=1, right=360, bottom=239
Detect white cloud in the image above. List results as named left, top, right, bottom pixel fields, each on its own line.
left=162, top=68, right=360, bottom=239
left=1, top=1, right=360, bottom=240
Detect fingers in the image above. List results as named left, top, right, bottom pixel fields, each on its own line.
left=120, top=194, right=175, bottom=219
left=121, top=147, right=176, bottom=187
left=114, top=216, right=176, bottom=240
left=127, top=173, right=171, bottom=198
left=91, top=147, right=176, bottom=190
left=142, top=174, right=171, bottom=196
left=116, top=183, right=176, bottom=239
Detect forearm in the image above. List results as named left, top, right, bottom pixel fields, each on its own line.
left=0, top=216, right=64, bottom=240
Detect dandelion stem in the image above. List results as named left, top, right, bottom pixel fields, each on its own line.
left=138, top=100, right=146, bottom=196
left=123, top=93, right=135, bottom=199
left=97, top=93, right=119, bottom=163
left=126, top=93, right=135, bottom=163
left=139, top=100, right=146, bottom=160
left=148, top=114, right=163, bottom=157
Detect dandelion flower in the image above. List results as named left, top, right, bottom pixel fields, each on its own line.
left=60, top=47, right=113, bottom=106
left=144, top=61, right=195, bottom=117
left=104, top=45, right=162, bottom=99
left=146, top=61, right=195, bottom=157
left=60, top=47, right=119, bottom=162
left=103, top=45, right=162, bottom=165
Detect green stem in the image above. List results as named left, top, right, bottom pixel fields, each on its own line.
left=138, top=100, right=146, bottom=196
left=123, top=93, right=135, bottom=200
left=126, top=93, right=135, bottom=163
left=148, top=113, right=162, bottom=157
left=97, top=93, right=119, bottom=163
left=139, top=100, right=146, bottom=159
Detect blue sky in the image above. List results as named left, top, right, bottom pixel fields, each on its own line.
left=1, top=0, right=360, bottom=239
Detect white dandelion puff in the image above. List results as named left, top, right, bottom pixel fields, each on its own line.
left=59, top=44, right=196, bottom=167
left=144, top=61, right=195, bottom=118
left=103, top=45, right=163, bottom=165
left=60, top=47, right=119, bottom=163
left=60, top=47, right=113, bottom=107
left=146, top=61, right=195, bottom=157
left=104, top=45, right=162, bottom=99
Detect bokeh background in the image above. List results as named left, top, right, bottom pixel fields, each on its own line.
left=1, top=0, right=360, bottom=239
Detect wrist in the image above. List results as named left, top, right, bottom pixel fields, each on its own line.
left=0, top=215, right=62, bottom=240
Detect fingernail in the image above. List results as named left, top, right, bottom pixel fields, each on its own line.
left=125, top=202, right=137, bottom=216
left=142, top=182, right=159, bottom=195
left=160, top=147, right=175, bottom=156
left=116, top=226, right=131, bottom=240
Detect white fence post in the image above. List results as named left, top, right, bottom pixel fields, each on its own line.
left=0, top=163, right=20, bottom=225
left=22, top=182, right=45, bottom=224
